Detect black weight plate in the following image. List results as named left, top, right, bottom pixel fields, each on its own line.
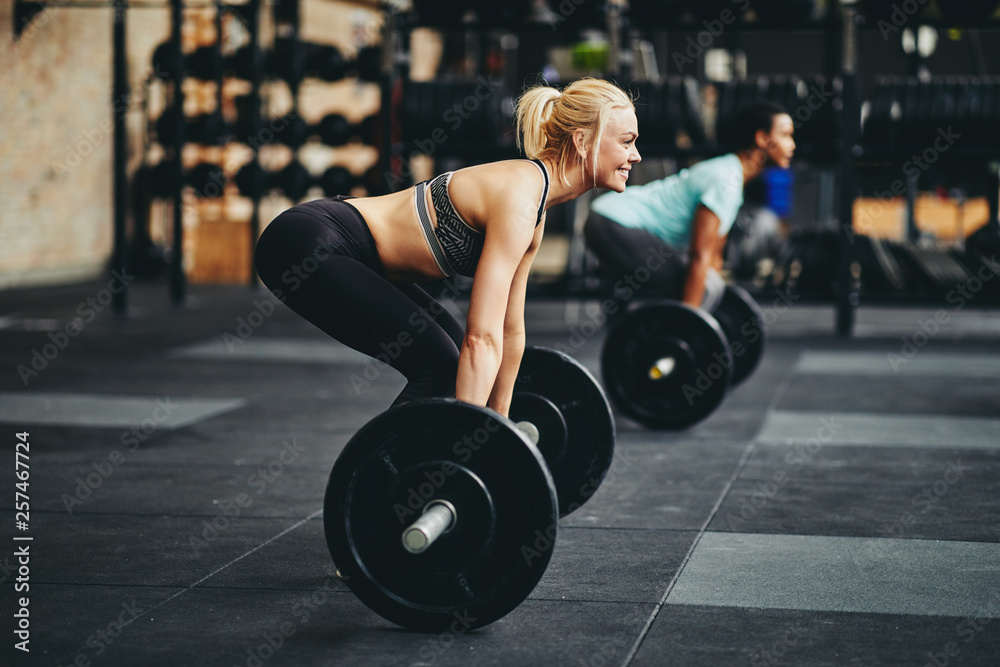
left=712, top=285, right=765, bottom=387
left=510, top=347, right=615, bottom=518
left=325, top=399, right=558, bottom=632
left=602, top=302, right=731, bottom=430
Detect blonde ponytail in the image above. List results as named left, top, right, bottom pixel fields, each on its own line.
left=515, top=87, right=561, bottom=159
left=514, top=78, right=633, bottom=186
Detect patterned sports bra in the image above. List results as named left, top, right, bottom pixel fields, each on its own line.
left=413, top=159, right=550, bottom=277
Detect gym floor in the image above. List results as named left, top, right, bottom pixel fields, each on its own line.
left=2, top=280, right=999, bottom=666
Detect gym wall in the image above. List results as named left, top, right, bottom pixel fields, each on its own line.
left=1, top=5, right=174, bottom=289
left=0, top=0, right=381, bottom=290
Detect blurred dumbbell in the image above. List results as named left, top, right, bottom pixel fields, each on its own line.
left=152, top=43, right=223, bottom=82
left=147, top=160, right=230, bottom=199
left=318, top=114, right=379, bottom=147
left=232, top=102, right=377, bottom=149
left=155, top=109, right=230, bottom=146
left=234, top=161, right=376, bottom=201
left=227, top=39, right=381, bottom=85
left=231, top=99, right=312, bottom=148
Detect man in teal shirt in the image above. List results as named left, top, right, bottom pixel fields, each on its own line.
left=586, top=101, right=795, bottom=312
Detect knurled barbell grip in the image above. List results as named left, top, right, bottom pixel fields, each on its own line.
left=401, top=500, right=456, bottom=555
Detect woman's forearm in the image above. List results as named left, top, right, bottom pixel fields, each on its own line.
left=455, top=334, right=504, bottom=408
left=486, top=331, right=526, bottom=418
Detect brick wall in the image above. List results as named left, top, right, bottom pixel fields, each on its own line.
left=1, top=5, right=170, bottom=290
left=0, top=0, right=384, bottom=290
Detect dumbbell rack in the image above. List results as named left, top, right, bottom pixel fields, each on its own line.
left=138, top=0, right=386, bottom=289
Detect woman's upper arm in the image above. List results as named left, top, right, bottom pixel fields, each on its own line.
left=464, top=191, right=540, bottom=342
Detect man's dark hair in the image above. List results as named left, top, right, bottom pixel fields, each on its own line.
left=734, top=100, right=788, bottom=150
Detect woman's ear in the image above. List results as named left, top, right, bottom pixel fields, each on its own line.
left=572, top=128, right=589, bottom=161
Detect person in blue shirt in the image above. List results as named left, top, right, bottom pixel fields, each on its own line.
left=585, top=100, right=795, bottom=312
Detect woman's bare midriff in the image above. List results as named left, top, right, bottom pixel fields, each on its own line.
left=344, top=161, right=540, bottom=283
left=344, top=188, right=447, bottom=283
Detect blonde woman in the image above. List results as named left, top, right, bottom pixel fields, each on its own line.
left=254, top=78, right=640, bottom=416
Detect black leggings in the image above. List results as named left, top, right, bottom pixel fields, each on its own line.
left=583, top=211, right=726, bottom=312
left=584, top=210, right=688, bottom=299
left=254, top=197, right=464, bottom=407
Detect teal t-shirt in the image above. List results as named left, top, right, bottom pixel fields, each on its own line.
left=590, top=154, right=745, bottom=248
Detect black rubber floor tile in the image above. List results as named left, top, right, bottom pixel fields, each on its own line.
left=739, top=443, right=1000, bottom=487
left=28, top=584, right=653, bottom=667
left=16, top=460, right=327, bottom=518
left=777, top=373, right=1000, bottom=418
left=0, top=584, right=185, bottom=667
left=710, top=474, right=1000, bottom=542
left=11, top=512, right=321, bottom=588
left=205, top=517, right=338, bottom=592
left=530, top=527, right=696, bottom=604
left=562, top=439, right=744, bottom=530
left=633, top=605, right=1000, bottom=667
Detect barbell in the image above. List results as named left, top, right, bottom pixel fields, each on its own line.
left=600, top=286, right=765, bottom=430
left=324, top=346, right=616, bottom=631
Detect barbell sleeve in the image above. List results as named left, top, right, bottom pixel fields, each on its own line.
left=402, top=500, right=455, bottom=554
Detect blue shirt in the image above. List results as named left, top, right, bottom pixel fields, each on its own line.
left=590, top=154, right=745, bottom=248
